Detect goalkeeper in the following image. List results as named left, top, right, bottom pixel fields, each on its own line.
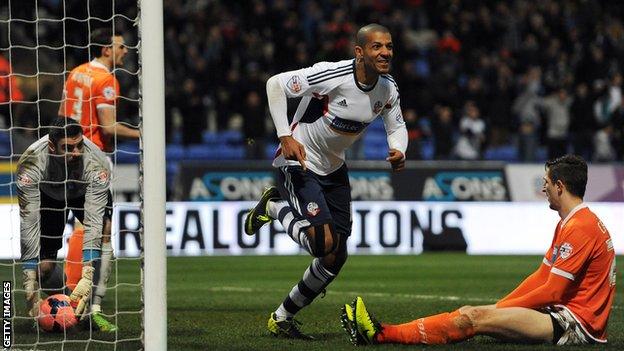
left=17, top=118, right=113, bottom=329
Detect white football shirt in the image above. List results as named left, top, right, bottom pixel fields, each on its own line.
left=273, top=59, right=406, bottom=175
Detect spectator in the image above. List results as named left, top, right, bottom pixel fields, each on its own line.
left=403, top=108, right=426, bottom=159
left=0, top=53, right=24, bottom=129
left=454, top=101, right=486, bottom=160
left=569, top=83, right=596, bottom=161
left=178, top=78, right=206, bottom=145
left=241, top=90, right=267, bottom=160
left=539, top=87, right=572, bottom=160
left=513, top=67, right=542, bottom=162
left=431, top=105, right=454, bottom=159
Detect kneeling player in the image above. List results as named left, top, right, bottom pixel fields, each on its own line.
left=342, top=155, right=615, bottom=346
left=17, top=118, right=116, bottom=331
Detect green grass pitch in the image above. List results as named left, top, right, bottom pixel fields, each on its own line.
left=3, top=254, right=623, bottom=350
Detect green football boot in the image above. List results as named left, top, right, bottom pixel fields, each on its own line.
left=267, top=312, right=314, bottom=340
left=91, top=311, right=118, bottom=332
left=244, top=186, right=280, bottom=235
left=353, top=296, right=381, bottom=345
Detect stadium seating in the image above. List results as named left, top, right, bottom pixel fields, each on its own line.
left=483, top=145, right=518, bottom=162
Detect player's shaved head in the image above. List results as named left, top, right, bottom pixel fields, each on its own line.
left=356, top=24, right=391, bottom=47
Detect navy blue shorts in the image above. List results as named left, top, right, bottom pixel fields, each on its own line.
left=276, top=164, right=352, bottom=237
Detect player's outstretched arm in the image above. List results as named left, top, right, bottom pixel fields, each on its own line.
left=497, top=262, right=549, bottom=305
left=496, top=272, right=571, bottom=309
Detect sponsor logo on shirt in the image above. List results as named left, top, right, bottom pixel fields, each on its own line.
left=559, top=242, right=573, bottom=259
left=329, top=116, right=369, bottom=134
left=286, top=76, right=302, bottom=93
left=103, top=86, right=116, bottom=100
left=337, top=98, right=348, bottom=107
left=306, top=202, right=320, bottom=216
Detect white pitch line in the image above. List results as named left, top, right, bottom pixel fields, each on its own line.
left=207, top=286, right=622, bottom=309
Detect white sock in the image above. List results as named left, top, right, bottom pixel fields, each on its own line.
left=268, top=199, right=288, bottom=219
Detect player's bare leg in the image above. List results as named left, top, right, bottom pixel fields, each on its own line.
left=460, top=306, right=553, bottom=343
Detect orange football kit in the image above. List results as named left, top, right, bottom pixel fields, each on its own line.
left=62, top=60, right=119, bottom=289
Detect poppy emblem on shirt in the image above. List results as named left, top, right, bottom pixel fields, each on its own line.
left=307, top=202, right=320, bottom=216
left=103, top=86, right=116, bottom=100
left=559, top=242, right=573, bottom=259
left=373, top=101, right=383, bottom=114
left=287, top=76, right=302, bottom=93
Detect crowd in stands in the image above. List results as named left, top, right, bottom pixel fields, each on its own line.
left=2, top=0, right=624, bottom=163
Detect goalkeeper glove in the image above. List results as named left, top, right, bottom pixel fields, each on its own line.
left=22, top=269, right=42, bottom=317
left=70, top=265, right=95, bottom=319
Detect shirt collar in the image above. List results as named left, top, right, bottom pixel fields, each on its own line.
left=89, top=59, right=109, bottom=72
left=561, top=202, right=587, bottom=228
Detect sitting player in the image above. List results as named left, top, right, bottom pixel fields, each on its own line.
left=17, top=118, right=115, bottom=330
left=342, top=155, right=615, bottom=346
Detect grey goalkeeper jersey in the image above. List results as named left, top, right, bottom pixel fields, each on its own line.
left=17, top=135, right=111, bottom=260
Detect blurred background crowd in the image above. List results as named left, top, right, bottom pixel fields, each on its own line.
left=1, top=0, right=623, bottom=163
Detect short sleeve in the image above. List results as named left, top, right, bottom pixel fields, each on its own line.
left=276, top=61, right=352, bottom=98
left=94, top=75, right=119, bottom=108
left=551, top=227, right=595, bottom=281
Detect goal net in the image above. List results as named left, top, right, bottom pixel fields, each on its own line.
left=0, top=0, right=161, bottom=349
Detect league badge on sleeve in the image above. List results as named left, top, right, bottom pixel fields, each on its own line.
left=95, top=170, right=110, bottom=186
left=559, top=242, right=573, bottom=259
left=17, top=173, right=32, bottom=186
left=287, top=76, right=302, bottom=93
left=103, top=86, right=116, bottom=100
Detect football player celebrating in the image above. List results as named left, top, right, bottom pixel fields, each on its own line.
left=343, top=155, right=615, bottom=346
left=244, top=23, right=407, bottom=339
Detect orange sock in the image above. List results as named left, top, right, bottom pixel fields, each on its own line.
left=376, top=309, right=475, bottom=344
left=65, top=227, right=85, bottom=291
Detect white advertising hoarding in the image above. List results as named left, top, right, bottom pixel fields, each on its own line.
left=1, top=201, right=622, bottom=258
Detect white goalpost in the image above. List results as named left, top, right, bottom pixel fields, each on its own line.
left=0, top=0, right=167, bottom=349
left=139, top=0, right=167, bottom=349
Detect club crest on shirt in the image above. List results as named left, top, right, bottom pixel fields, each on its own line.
left=559, top=242, right=573, bottom=259
left=286, top=76, right=302, bottom=93
left=306, top=202, right=320, bottom=216
left=373, top=101, right=383, bottom=114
